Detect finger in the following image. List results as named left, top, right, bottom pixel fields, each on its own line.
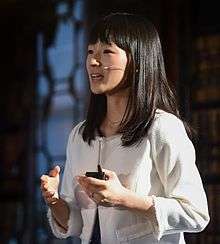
left=90, top=192, right=103, bottom=203
left=42, top=191, right=51, bottom=199
left=76, top=175, right=86, bottom=181
left=40, top=182, right=49, bottom=191
left=79, top=182, right=104, bottom=200
left=40, top=184, right=46, bottom=191
left=40, top=179, right=48, bottom=187
left=102, top=168, right=116, bottom=179
left=79, top=182, right=98, bottom=195
left=46, top=197, right=59, bottom=205
left=44, top=195, right=57, bottom=204
left=76, top=175, right=88, bottom=187
left=77, top=183, right=94, bottom=199
left=49, top=165, right=60, bottom=177
left=84, top=177, right=107, bottom=187
left=40, top=175, right=49, bottom=182
left=42, top=191, right=58, bottom=201
left=84, top=189, right=92, bottom=197
left=43, top=191, right=55, bottom=198
left=77, top=176, right=106, bottom=194
left=41, top=182, right=49, bottom=191
left=77, top=176, right=98, bottom=187
left=41, top=185, right=51, bottom=195
left=99, top=200, right=114, bottom=207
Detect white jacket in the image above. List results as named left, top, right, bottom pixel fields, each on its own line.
left=47, top=109, right=210, bottom=244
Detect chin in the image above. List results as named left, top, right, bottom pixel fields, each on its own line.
left=92, top=91, right=104, bottom=95
left=90, top=84, right=106, bottom=94
left=90, top=88, right=105, bottom=95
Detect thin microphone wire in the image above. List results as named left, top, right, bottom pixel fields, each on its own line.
left=103, top=65, right=124, bottom=71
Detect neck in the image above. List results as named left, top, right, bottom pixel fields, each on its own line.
left=105, top=90, right=129, bottom=124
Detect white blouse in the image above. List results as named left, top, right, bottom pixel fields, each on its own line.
left=47, top=109, right=210, bottom=244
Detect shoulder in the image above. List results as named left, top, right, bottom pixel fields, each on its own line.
left=149, top=109, right=188, bottom=144
left=149, top=110, right=195, bottom=169
left=67, top=120, right=85, bottom=144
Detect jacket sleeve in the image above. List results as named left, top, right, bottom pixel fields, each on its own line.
left=47, top=123, right=83, bottom=238
left=148, top=113, right=210, bottom=240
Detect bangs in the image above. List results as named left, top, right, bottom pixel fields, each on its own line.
left=88, top=13, right=132, bottom=49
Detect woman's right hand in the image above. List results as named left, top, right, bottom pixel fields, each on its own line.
left=40, top=165, right=60, bottom=206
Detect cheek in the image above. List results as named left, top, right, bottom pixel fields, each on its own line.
left=101, top=56, right=114, bottom=66
left=118, top=49, right=128, bottom=68
left=86, top=58, right=90, bottom=72
left=106, top=71, right=125, bottom=86
left=120, top=56, right=128, bottom=69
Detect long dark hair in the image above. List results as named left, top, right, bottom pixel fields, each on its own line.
left=82, top=12, right=187, bottom=146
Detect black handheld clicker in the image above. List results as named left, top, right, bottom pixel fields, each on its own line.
left=85, top=164, right=106, bottom=180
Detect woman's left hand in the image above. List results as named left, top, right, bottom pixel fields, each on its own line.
left=76, top=168, right=129, bottom=207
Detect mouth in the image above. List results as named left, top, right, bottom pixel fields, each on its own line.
left=90, top=73, right=104, bottom=82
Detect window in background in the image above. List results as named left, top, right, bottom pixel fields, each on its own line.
left=35, top=1, right=87, bottom=243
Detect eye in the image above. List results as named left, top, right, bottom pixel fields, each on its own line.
left=103, top=49, right=114, bottom=54
left=87, top=49, right=93, bottom=54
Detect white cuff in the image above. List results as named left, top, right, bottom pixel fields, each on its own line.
left=47, top=201, right=82, bottom=238
left=149, top=195, right=164, bottom=240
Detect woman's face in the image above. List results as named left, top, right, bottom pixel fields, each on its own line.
left=86, top=41, right=128, bottom=94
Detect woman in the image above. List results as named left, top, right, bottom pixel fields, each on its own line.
left=40, top=13, right=209, bottom=244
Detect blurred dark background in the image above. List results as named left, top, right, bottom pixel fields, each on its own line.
left=0, top=0, right=219, bottom=243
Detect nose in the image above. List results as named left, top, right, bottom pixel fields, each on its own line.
left=90, top=58, right=101, bottom=66
left=89, top=53, right=102, bottom=67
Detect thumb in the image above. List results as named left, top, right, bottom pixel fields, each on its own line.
left=55, top=165, right=60, bottom=174
left=102, top=168, right=115, bottom=179
left=49, top=165, right=60, bottom=177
